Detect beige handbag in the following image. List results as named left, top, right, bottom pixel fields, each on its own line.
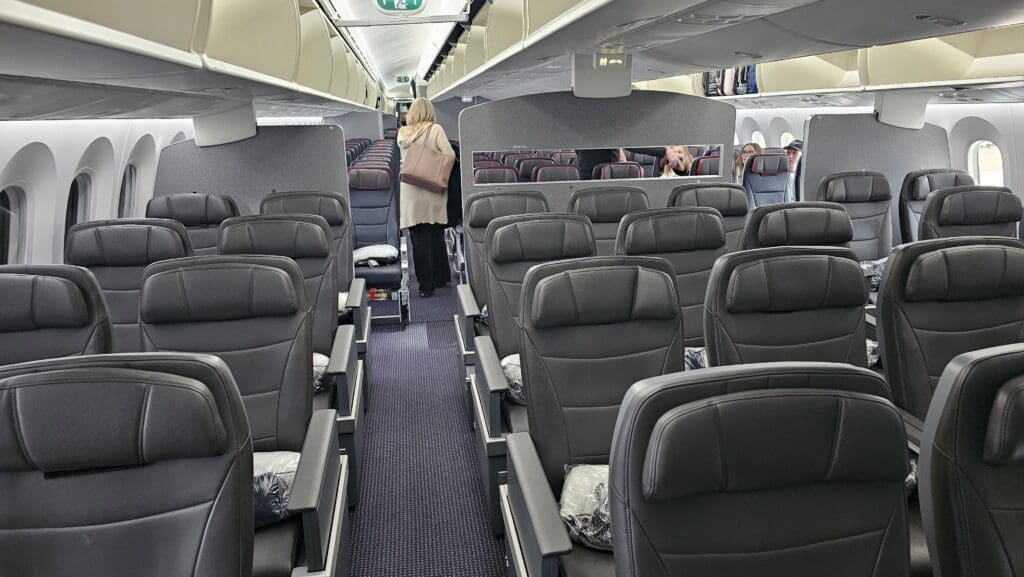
left=400, top=124, right=454, bottom=195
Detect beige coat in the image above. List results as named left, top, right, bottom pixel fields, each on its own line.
left=397, top=122, right=455, bottom=229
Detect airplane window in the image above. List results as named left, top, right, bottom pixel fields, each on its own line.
left=780, top=132, right=795, bottom=147
left=734, top=133, right=740, bottom=145
left=0, top=188, right=11, bottom=265
left=751, top=131, right=767, bottom=148
left=968, top=140, right=1004, bottom=186
left=117, top=163, right=136, bottom=218
left=65, top=173, right=90, bottom=234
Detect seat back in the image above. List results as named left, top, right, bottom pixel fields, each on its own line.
left=348, top=168, right=399, bottom=249
left=516, top=158, right=555, bottom=181
left=878, top=237, right=1024, bottom=420
left=669, top=183, right=749, bottom=251
left=689, top=155, right=720, bottom=176
left=474, top=159, right=501, bottom=169
left=739, top=202, right=854, bottom=251
left=616, top=207, right=726, bottom=347
left=534, top=165, right=580, bottom=182
left=259, top=190, right=354, bottom=293
left=611, top=363, right=908, bottom=577
left=218, top=215, right=336, bottom=356
left=520, top=256, right=683, bottom=490
left=921, top=344, right=1024, bottom=577
left=464, top=191, right=549, bottom=306
left=484, top=214, right=595, bottom=359
left=0, top=264, right=111, bottom=365
left=0, top=353, right=254, bottom=577
left=743, top=154, right=791, bottom=207
left=919, top=185, right=1022, bottom=240
left=502, top=152, right=535, bottom=169
left=140, top=255, right=311, bottom=452
left=705, top=246, right=867, bottom=367
left=473, top=167, right=518, bottom=184
left=899, top=169, right=974, bottom=243
left=568, top=187, right=650, bottom=255
left=819, top=172, right=894, bottom=261
left=593, top=161, right=644, bottom=180
left=145, top=193, right=240, bottom=255
left=550, top=151, right=577, bottom=165
left=65, top=219, right=193, bottom=352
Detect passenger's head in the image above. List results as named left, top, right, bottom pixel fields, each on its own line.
left=405, top=97, right=437, bottom=126
left=664, top=145, right=694, bottom=175
left=785, top=140, right=803, bottom=172
left=737, top=142, right=762, bottom=170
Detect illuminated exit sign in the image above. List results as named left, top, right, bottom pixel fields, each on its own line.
left=376, top=0, right=425, bottom=14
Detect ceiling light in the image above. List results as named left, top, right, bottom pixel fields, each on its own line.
left=734, top=51, right=763, bottom=60
left=915, top=14, right=966, bottom=28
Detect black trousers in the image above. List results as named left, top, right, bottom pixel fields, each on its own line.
left=408, top=223, right=451, bottom=291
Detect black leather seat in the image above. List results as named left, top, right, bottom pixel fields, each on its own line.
left=592, top=161, right=643, bottom=180
left=568, top=187, right=649, bottom=255
left=705, top=246, right=868, bottom=367
left=920, top=343, right=1024, bottom=577
left=899, top=169, right=974, bottom=243
left=145, top=193, right=240, bottom=255
left=743, top=154, right=791, bottom=207
left=535, top=165, right=581, bottom=182
left=616, top=206, right=726, bottom=347
left=0, top=353, right=255, bottom=577
left=739, top=201, right=854, bottom=251
left=474, top=167, right=518, bottom=184
left=65, top=219, right=193, bottom=352
left=878, top=237, right=1024, bottom=421
left=818, top=172, right=894, bottom=261
left=689, top=155, right=720, bottom=176
left=348, top=168, right=402, bottom=289
left=918, top=185, right=1022, bottom=240
left=517, top=158, right=555, bottom=181
left=669, top=183, right=749, bottom=252
left=0, top=264, right=111, bottom=365
left=610, top=363, right=910, bottom=577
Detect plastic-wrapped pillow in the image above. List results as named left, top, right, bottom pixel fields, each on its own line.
left=313, top=353, right=330, bottom=393
left=559, top=465, right=613, bottom=551
left=253, top=451, right=301, bottom=528
left=353, top=244, right=399, bottom=267
left=337, top=291, right=350, bottom=312
left=501, top=354, right=525, bottom=405
left=860, top=257, right=887, bottom=293
left=906, top=456, right=919, bottom=495
left=684, top=347, right=708, bottom=370
left=866, top=339, right=881, bottom=368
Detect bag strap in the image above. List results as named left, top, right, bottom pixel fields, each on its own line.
left=410, top=123, right=435, bottom=145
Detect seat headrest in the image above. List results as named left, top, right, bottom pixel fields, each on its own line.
left=727, top=252, right=866, bottom=313
left=348, top=168, right=392, bottom=190
left=65, top=219, right=193, bottom=267
left=473, top=167, right=517, bottom=184
left=465, top=191, right=549, bottom=228
left=692, top=157, right=720, bottom=175
left=535, top=165, right=581, bottom=181
left=748, top=203, right=854, bottom=248
left=259, top=191, right=349, bottom=227
left=531, top=265, right=678, bottom=329
left=905, top=169, right=974, bottom=201
left=488, top=215, right=594, bottom=264
left=141, top=257, right=303, bottom=324
left=820, top=172, right=892, bottom=204
left=570, top=187, right=649, bottom=223
left=670, top=184, right=748, bottom=217
left=597, top=162, right=643, bottom=180
left=905, top=244, right=1024, bottom=302
left=985, top=375, right=1024, bottom=465
left=218, top=215, right=332, bottom=259
left=747, top=154, right=790, bottom=175
left=643, top=389, right=907, bottom=501
left=0, top=368, right=226, bottom=473
left=0, top=273, right=90, bottom=332
left=145, top=193, right=239, bottom=227
left=618, top=207, right=726, bottom=254
left=933, top=186, right=1022, bottom=226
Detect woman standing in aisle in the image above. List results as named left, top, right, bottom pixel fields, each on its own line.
left=397, top=97, right=455, bottom=297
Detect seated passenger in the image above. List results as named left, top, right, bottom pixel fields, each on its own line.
left=574, top=146, right=682, bottom=181
left=660, top=145, right=694, bottom=177
left=734, top=142, right=763, bottom=183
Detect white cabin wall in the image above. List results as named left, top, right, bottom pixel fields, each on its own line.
left=0, top=119, right=193, bottom=264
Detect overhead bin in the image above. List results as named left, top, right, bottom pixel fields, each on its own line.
left=633, top=75, right=699, bottom=96
left=525, top=0, right=583, bottom=37
left=757, top=49, right=861, bottom=93
left=296, top=9, right=332, bottom=92
left=346, top=54, right=364, bottom=102
left=465, top=4, right=490, bottom=74
left=485, top=0, right=525, bottom=61
left=329, top=37, right=351, bottom=98
left=204, top=0, right=302, bottom=82
left=20, top=0, right=200, bottom=52
left=451, top=39, right=469, bottom=83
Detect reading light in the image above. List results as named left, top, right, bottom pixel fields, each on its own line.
left=915, top=14, right=966, bottom=28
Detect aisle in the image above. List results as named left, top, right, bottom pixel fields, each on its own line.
left=349, top=269, right=505, bottom=576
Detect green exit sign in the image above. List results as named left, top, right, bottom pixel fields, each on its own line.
left=376, top=0, right=425, bottom=14
left=396, top=75, right=411, bottom=83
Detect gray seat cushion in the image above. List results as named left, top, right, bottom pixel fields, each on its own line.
left=918, top=185, right=1021, bottom=240
left=253, top=517, right=300, bottom=577
left=569, top=187, right=649, bottom=256
left=146, top=193, right=240, bottom=255
left=818, top=172, right=893, bottom=261
left=899, top=169, right=974, bottom=243
left=739, top=201, right=854, bottom=251
left=668, top=184, right=748, bottom=252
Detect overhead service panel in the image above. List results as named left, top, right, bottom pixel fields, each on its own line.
left=572, top=53, right=632, bottom=98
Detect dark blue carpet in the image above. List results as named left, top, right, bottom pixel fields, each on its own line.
left=350, top=247, right=505, bottom=577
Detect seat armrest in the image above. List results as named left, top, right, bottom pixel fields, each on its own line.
left=474, top=336, right=507, bottom=436
left=456, top=284, right=481, bottom=358
left=457, top=283, right=481, bottom=318
left=345, top=278, right=367, bottom=310
left=899, top=408, right=923, bottom=454
left=289, top=409, right=341, bottom=573
left=506, top=432, right=572, bottom=577
left=325, top=324, right=357, bottom=415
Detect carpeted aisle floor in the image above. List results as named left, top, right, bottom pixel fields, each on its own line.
left=349, top=253, right=505, bottom=576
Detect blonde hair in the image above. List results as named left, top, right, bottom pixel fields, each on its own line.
left=736, top=142, right=763, bottom=171
left=405, top=97, right=436, bottom=127
left=662, top=145, right=694, bottom=176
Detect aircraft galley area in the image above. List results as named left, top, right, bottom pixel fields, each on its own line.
left=4, top=1, right=1024, bottom=576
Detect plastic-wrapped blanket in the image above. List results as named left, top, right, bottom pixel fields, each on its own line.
left=253, top=451, right=301, bottom=528
left=866, top=339, right=881, bottom=368
left=559, top=465, right=613, bottom=551
left=906, top=456, right=919, bottom=495
left=685, top=347, right=708, bottom=370
left=860, top=257, right=887, bottom=293
left=353, top=244, right=399, bottom=267
left=501, top=354, right=525, bottom=405
left=313, top=353, right=330, bottom=393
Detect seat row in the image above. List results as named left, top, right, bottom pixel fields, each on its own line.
left=473, top=161, right=654, bottom=184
